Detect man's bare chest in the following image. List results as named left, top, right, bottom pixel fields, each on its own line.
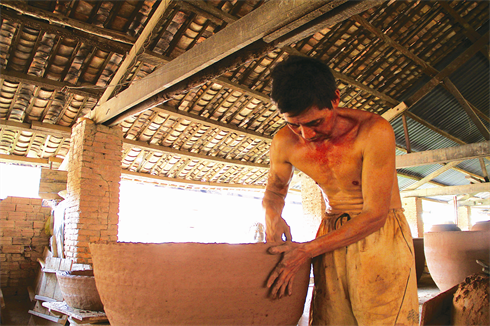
left=287, top=141, right=363, bottom=185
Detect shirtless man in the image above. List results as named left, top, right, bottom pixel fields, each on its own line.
left=263, top=56, right=419, bottom=325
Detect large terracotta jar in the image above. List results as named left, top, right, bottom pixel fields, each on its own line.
left=424, top=230, right=490, bottom=292
left=89, top=242, right=311, bottom=326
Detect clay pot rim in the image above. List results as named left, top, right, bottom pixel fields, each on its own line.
left=90, top=241, right=273, bottom=247
left=56, top=270, right=95, bottom=278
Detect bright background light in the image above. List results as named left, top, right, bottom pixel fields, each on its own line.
left=117, top=180, right=316, bottom=244
left=0, top=164, right=41, bottom=199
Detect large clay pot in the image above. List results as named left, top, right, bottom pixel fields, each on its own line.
left=89, top=242, right=311, bottom=326
left=56, top=270, right=104, bottom=311
left=424, top=230, right=490, bottom=292
left=471, top=220, right=490, bottom=231
left=413, top=238, right=425, bottom=282
left=428, top=223, right=461, bottom=232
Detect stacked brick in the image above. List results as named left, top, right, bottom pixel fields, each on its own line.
left=0, top=196, right=51, bottom=296
left=65, top=118, right=122, bottom=265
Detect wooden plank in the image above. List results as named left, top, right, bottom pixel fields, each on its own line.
left=35, top=295, right=57, bottom=303
left=400, top=183, right=489, bottom=198
left=39, top=169, right=68, bottom=200
left=396, top=141, right=490, bottom=168
left=420, top=285, right=458, bottom=325
left=42, top=302, right=107, bottom=323
left=382, top=102, right=409, bottom=122
left=28, top=310, right=63, bottom=323
left=91, top=0, right=333, bottom=123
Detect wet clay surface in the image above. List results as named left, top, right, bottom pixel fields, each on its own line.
left=90, top=242, right=311, bottom=326
left=452, top=272, right=489, bottom=325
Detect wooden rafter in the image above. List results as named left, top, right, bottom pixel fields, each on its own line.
left=91, top=0, right=384, bottom=124
left=396, top=141, right=490, bottom=168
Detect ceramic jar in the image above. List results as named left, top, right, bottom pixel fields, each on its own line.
left=424, top=230, right=490, bottom=292
left=89, top=242, right=311, bottom=326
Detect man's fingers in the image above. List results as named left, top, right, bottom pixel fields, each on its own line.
left=267, top=244, right=289, bottom=255
left=266, top=270, right=279, bottom=288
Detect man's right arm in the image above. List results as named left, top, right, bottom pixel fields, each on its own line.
left=262, top=133, right=294, bottom=243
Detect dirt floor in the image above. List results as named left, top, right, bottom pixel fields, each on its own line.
left=1, top=293, right=34, bottom=326
left=2, top=275, right=440, bottom=326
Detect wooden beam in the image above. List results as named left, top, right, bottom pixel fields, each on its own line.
left=458, top=198, right=490, bottom=207
left=183, top=0, right=238, bottom=24
left=405, top=31, right=489, bottom=107
left=400, top=183, right=489, bottom=198
left=153, top=104, right=272, bottom=142
left=214, top=77, right=272, bottom=104
left=0, top=69, right=101, bottom=98
left=122, top=170, right=266, bottom=190
left=91, top=0, right=341, bottom=124
left=97, top=1, right=171, bottom=105
left=0, top=154, right=62, bottom=167
left=123, top=139, right=269, bottom=170
left=0, top=120, right=72, bottom=138
left=1, top=1, right=135, bottom=45
left=381, top=102, right=409, bottom=121
left=396, top=141, right=490, bottom=168
left=443, top=78, right=490, bottom=140
left=271, top=0, right=387, bottom=48
left=404, top=161, right=463, bottom=190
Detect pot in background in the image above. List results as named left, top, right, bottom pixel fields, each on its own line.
left=424, top=230, right=490, bottom=292
left=56, top=270, right=104, bottom=311
left=428, top=224, right=461, bottom=232
left=471, top=220, right=490, bottom=232
left=89, top=242, right=311, bottom=326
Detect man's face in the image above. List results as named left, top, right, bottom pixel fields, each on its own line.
left=282, top=90, right=340, bottom=142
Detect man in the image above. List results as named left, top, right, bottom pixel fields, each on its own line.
left=262, top=56, right=419, bottom=325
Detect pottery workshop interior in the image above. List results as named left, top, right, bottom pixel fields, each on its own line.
left=0, top=0, right=489, bottom=325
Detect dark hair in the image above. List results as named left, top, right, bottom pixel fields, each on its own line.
left=270, top=55, right=337, bottom=116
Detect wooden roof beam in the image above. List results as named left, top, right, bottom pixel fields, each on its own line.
left=123, top=139, right=269, bottom=170
left=152, top=104, right=272, bottom=142
left=91, top=0, right=384, bottom=124
left=97, top=1, right=171, bottom=105
left=405, top=31, right=490, bottom=108
left=396, top=141, right=490, bottom=168
left=0, top=69, right=101, bottom=98
left=400, top=183, right=489, bottom=198
left=0, top=1, right=135, bottom=45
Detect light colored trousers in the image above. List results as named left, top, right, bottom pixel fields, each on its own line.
left=310, top=209, right=419, bottom=326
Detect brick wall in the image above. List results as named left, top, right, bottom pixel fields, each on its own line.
left=0, top=196, right=51, bottom=296
left=65, top=119, right=122, bottom=264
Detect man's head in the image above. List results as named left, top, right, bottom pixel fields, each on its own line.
left=270, top=55, right=338, bottom=117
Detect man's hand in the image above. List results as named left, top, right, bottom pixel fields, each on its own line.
left=265, top=217, right=292, bottom=243
left=266, top=242, right=310, bottom=299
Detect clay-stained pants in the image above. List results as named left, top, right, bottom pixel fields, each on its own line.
left=309, top=209, right=419, bottom=326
